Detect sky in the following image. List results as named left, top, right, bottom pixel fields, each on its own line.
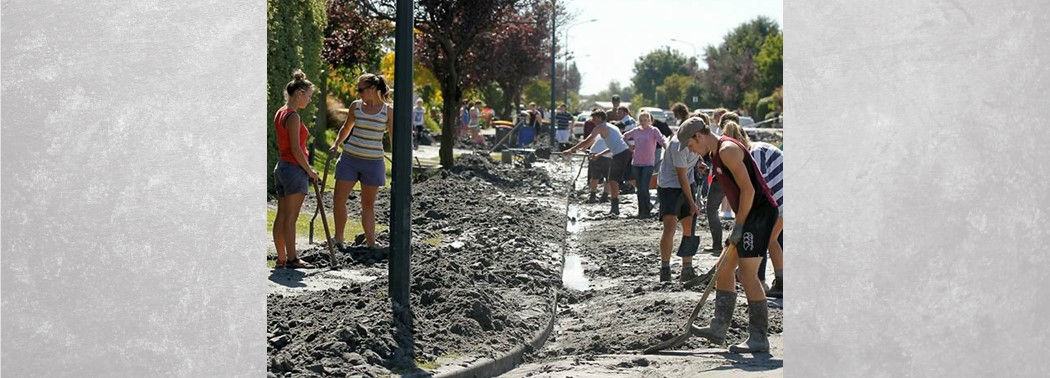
left=563, top=0, right=783, bottom=95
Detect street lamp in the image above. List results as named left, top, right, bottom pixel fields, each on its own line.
left=562, top=18, right=597, bottom=108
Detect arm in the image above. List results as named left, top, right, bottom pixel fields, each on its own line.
left=722, top=144, right=755, bottom=226
left=675, top=166, right=697, bottom=216
left=565, top=131, right=597, bottom=154
left=285, top=113, right=318, bottom=181
left=330, top=102, right=357, bottom=152
left=386, top=104, right=394, bottom=150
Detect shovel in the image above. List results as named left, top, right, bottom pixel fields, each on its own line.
left=309, top=152, right=335, bottom=244
left=642, top=243, right=736, bottom=354
left=308, top=151, right=338, bottom=268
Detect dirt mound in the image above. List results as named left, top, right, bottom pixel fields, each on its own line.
left=268, top=160, right=569, bottom=376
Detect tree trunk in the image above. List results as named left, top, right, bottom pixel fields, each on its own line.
left=439, top=71, right=458, bottom=169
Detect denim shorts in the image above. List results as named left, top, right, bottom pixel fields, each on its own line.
left=274, top=160, right=309, bottom=197
left=335, top=153, right=386, bottom=187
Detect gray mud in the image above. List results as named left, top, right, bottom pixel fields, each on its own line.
left=267, top=154, right=567, bottom=377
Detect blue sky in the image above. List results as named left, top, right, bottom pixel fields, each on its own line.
left=562, top=0, right=783, bottom=95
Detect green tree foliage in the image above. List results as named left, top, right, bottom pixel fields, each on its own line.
left=267, top=0, right=327, bottom=194
left=630, top=48, right=694, bottom=106
left=522, top=78, right=551, bottom=108
left=755, top=32, right=783, bottom=96
left=698, top=16, right=779, bottom=111
left=656, top=74, right=692, bottom=109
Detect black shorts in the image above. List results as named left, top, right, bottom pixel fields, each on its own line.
left=608, top=150, right=631, bottom=182
left=588, top=156, right=610, bottom=180
left=736, top=204, right=779, bottom=258
left=657, top=187, right=693, bottom=220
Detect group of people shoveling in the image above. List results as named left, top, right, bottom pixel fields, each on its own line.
left=271, top=70, right=393, bottom=269
left=273, top=68, right=784, bottom=354
left=561, top=101, right=783, bottom=354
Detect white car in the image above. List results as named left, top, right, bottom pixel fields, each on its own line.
left=638, top=107, right=669, bottom=124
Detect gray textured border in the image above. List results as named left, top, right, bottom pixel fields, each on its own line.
left=2, top=1, right=265, bottom=376
left=788, top=0, right=1050, bottom=376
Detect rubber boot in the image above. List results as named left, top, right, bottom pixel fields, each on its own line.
left=585, top=191, right=598, bottom=203
left=691, top=290, right=736, bottom=344
left=679, top=265, right=697, bottom=282
left=600, top=191, right=609, bottom=203
left=659, top=266, right=671, bottom=282
left=729, top=301, right=769, bottom=353
left=766, top=277, right=783, bottom=298
left=610, top=198, right=620, bottom=215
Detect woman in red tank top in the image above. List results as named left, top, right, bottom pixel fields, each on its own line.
left=272, top=69, right=319, bottom=269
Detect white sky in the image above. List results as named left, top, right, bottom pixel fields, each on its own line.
left=562, top=0, right=783, bottom=95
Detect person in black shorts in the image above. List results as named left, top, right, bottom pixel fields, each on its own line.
left=563, top=109, right=632, bottom=215
left=679, top=117, right=779, bottom=354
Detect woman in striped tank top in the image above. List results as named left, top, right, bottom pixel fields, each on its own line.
left=329, top=73, right=393, bottom=249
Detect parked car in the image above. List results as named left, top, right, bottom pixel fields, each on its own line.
left=739, top=116, right=755, bottom=127
left=638, top=107, right=669, bottom=124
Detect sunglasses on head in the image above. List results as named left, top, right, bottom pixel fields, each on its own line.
left=356, top=86, right=371, bottom=93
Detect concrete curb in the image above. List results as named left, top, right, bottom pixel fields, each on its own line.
left=433, top=291, right=557, bottom=378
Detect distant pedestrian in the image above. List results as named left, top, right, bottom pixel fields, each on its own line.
left=469, top=100, right=484, bottom=144
left=272, top=69, right=319, bottom=269
left=554, top=103, right=573, bottom=149
left=622, top=111, right=666, bottom=218
left=330, top=73, right=393, bottom=250
left=460, top=100, right=471, bottom=141
left=412, top=98, right=425, bottom=149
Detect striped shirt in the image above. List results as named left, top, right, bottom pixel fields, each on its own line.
left=750, top=142, right=783, bottom=209
left=555, top=111, right=573, bottom=130
left=344, top=100, right=389, bottom=160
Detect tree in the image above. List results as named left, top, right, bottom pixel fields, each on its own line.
left=656, top=74, right=692, bottom=109
left=755, top=32, right=783, bottom=96
left=323, top=0, right=391, bottom=70
left=482, top=4, right=553, bottom=120
left=698, top=16, right=779, bottom=109
left=630, top=47, right=694, bottom=106
left=355, top=0, right=535, bottom=168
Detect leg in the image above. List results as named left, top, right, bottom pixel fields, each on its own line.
left=731, top=255, right=770, bottom=353
left=769, top=216, right=784, bottom=271
left=360, top=184, right=380, bottom=247
left=736, top=256, right=766, bottom=301
left=705, top=181, right=724, bottom=251
left=678, top=215, right=695, bottom=266
left=333, top=179, right=357, bottom=243
left=273, top=196, right=288, bottom=264
left=281, top=192, right=307, bottom=261
left=659, top=215, right=677, bottom=281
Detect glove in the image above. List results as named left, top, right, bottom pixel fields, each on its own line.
left=725, top=223, right=744, bottom=246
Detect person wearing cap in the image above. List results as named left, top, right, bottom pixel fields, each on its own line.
left=654, top=117, right=707, bottom=282
left=683, top=116, right=779, bottom=354
left=563, top=108, right=631, bottom=216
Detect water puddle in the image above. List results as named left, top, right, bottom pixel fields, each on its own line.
left=562, top=253, right=590, bottom=291
left=561, top=203, right=590, bottom=290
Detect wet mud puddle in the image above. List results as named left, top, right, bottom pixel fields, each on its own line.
left=561, top=204, right=590, bottom=291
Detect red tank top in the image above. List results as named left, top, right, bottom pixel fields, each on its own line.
left=274, top=107, right=309, bottom=163
left=711, top=136, right=778, bottom=212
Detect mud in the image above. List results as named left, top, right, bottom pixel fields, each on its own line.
left=267, top=154, right=568, bottom=377
left=268, top=152, right=783, bottom=377
left=507, top=158, right=784, bottom=376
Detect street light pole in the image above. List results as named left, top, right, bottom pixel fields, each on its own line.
left=390, top=0, right=414, bottom=365
left=549, top=0, right=557, bottom=147
left=562, top=18, right=597, bottom=108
